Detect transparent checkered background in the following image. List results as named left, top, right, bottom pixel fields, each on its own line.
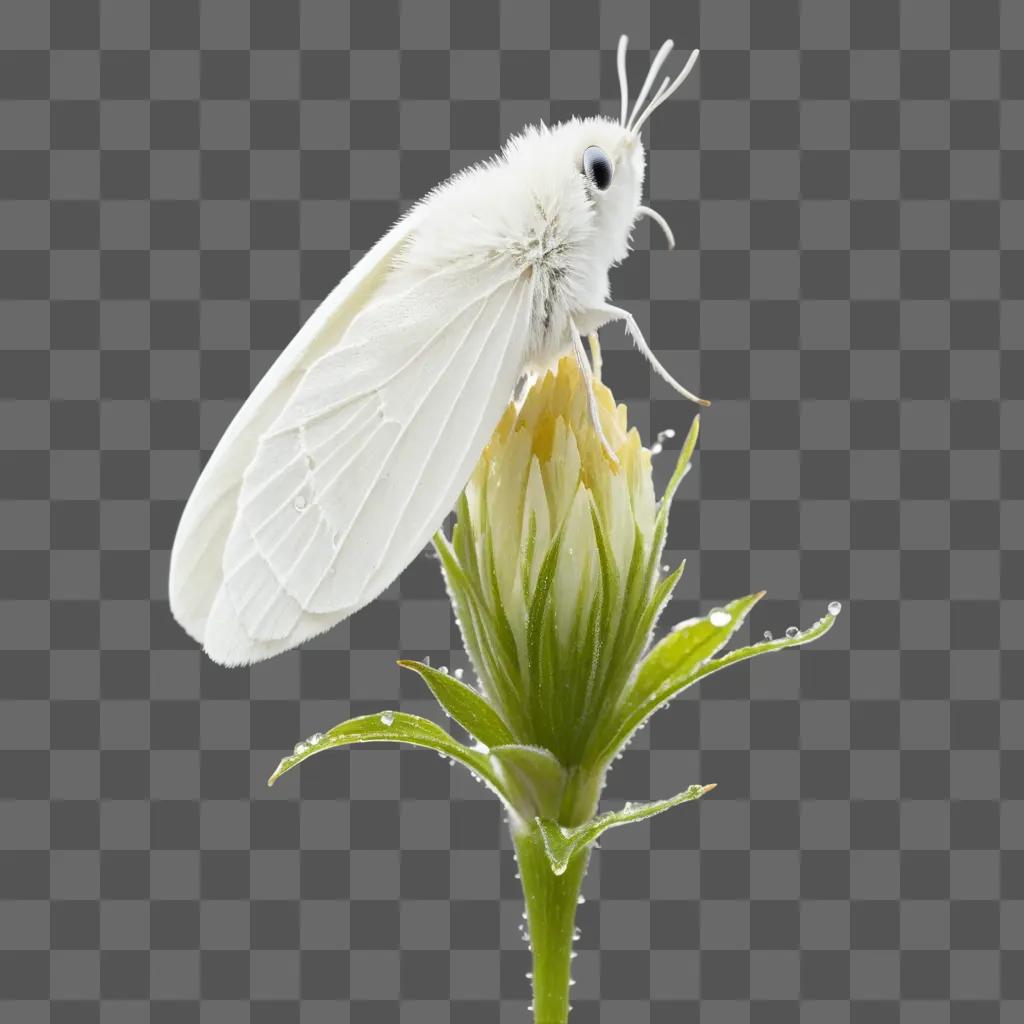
left=1, top=0, right=1022, bottom=1020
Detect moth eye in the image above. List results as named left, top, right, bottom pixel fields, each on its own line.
left=582, top=146, right=613, bottom=191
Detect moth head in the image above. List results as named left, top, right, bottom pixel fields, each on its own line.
left=555, top=116, right=646, bottom=265
left=565, top=37, right=699, bottom=261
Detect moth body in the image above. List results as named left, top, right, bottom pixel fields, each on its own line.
left=169, top=37, right=702, bottom=666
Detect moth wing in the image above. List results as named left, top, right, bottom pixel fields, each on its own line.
left=169, top=208, right=424, bottom=646
left=193, top=260, right=534, bottom=666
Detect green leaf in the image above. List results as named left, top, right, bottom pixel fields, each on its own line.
left=398, top=660, right=516, bottom=748
left=631, top=592, right=766, bottom=707
left=592, top=603, right=840, bottom=767
left=267, top=712, right=505, bottom=800
left=536, top=784, right=714, bottom=875
left=490, top=745, right=567, bottom=820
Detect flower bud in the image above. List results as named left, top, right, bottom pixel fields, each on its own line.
left=439, top=348, right=675, bottom=762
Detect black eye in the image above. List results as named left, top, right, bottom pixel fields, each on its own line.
left=582, top=146, right=613, bottom=191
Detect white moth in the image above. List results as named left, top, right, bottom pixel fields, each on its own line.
left=170, top=36, right=705, bottom=666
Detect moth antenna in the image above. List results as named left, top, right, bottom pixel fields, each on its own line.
left=571, top=320, right=619, bottom=464
left=631, top=49, right=700, bottom=134
left=636, top=205, right=675, bottom=249
left=627, top=39, right=674, bottom=132
left=632, top=76, right=670, bottom=137
left=617, top=35, right=630, bottom=127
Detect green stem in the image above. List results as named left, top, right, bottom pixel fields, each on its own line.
left=510, top=765, right=603, bottom=1023
left=513, top=826, right=590, bottom=1024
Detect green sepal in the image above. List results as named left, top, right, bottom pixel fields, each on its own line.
left=398, top=660, right=516, bottom=748
left=489, top=745, right=567, bottom=820
left=647, top=415, right=700, bottom=574
left=535, top=784, right=713, bottom=875
left=266, top=712, right=506, bottom=801
left=592, top=603, right=840, bottom=767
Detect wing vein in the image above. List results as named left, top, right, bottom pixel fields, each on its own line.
left=317, top=276, right=524, bottom=586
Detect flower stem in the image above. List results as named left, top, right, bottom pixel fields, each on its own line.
left=514, top=826, right=590, bottom=1024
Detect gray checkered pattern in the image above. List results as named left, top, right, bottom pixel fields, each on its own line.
left=1, top=0, right=1021, bottom=1020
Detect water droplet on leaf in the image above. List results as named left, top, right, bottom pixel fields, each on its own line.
left=763, top=630, right=773, bottom=641
left=785, top=626, right=799, bottom=639
left=828, top=600, right=841, bottom=615
left=708, top=608, right=730, bottom=627
left=379, top=711, right=395, bottom=726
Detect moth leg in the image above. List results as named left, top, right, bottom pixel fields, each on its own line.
left=587, top=331, right=603, bottom=380
left=571, top=318, right=619, bottom=464
left=591, top=303, right=709, bottom=407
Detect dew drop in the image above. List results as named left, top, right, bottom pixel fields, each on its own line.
left=763, top=630, right=773, bottom=641
left=307, top=732, right=323, bottom=746
left=785, top=626, right=800, bottom=639
left=662, top=563, right=671, bottom=573
left=576, top=895, right=585, bottom=905
left=828, top=600, right=842, bottom=616
left=454, top=667, right=464, bottom=680
left=293, top=493, right=308, bottom=512
left=438, top=665, right=449, bottom=675
left=379, top=711, right=395, bottom=726
left=657, top=428, right=676, bottom=443
left=650, top=442, right=663, bottom=455
left=292, top=741, right=308, bottom=756
left=708, top=607, right=731, bottom=628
